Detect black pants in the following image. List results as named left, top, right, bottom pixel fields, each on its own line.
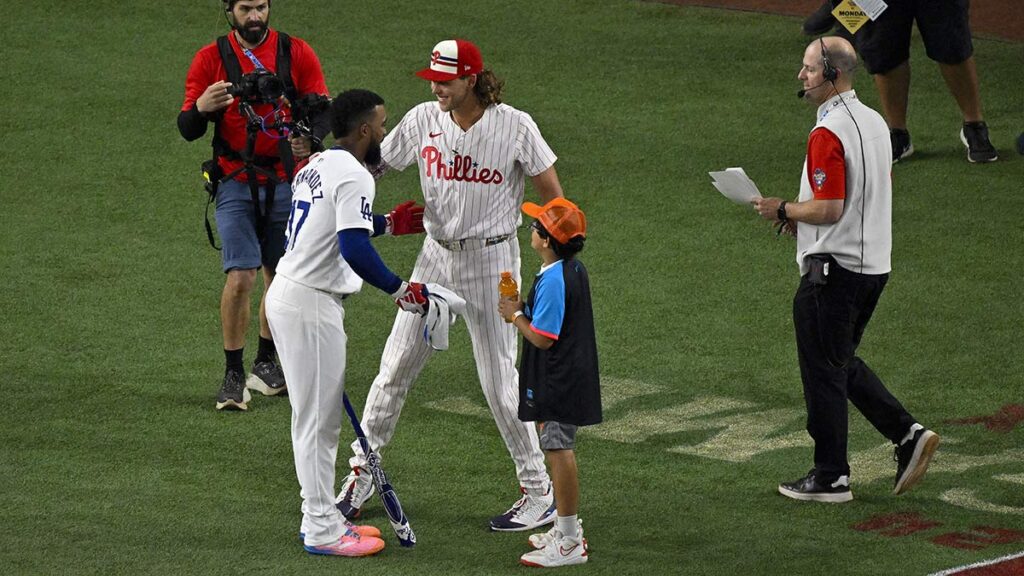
left=793, top=257, right=915, bottom=479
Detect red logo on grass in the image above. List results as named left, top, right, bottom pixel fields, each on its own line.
left=944, top=404, right=1024, bottom=433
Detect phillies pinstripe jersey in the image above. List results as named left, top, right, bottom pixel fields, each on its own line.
left=381, top=102, right=557, bottom=241
left=275, top=148, right=375, bottom=296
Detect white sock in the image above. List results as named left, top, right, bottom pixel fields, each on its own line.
left=900, top=423, right=924, bottom=446
left=556, top=515, right=579, bottom=539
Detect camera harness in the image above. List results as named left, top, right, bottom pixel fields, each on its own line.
left=204, top=32, right=298, bottom=251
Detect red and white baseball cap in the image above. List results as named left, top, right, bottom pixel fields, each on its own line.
left=415, top=39, right=484, bottom=82
left=522, top=198, right=587, bottom=244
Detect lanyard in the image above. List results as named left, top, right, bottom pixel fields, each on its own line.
left=242, top=48, right=267, bottom=70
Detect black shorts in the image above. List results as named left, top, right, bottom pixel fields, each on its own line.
left=848, top=0, right=973, bottom=74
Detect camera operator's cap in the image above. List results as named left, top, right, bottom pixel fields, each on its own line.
left=415, top=39, right=484, bottom=82
left=522, top=198, right=587, bottom=244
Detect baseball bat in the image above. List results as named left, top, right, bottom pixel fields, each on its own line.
left=342, top=393, right=417, bottom=547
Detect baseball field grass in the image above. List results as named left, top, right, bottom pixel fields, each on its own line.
left=1, top=1, right=1021, bottom=574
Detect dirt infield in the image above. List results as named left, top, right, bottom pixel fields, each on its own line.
left=652, top=0, right=1022, bottom=42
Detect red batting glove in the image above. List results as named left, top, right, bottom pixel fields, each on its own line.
left=387, top=200, right=425, bottom=235
left=392, top=281, right=430, bottom=315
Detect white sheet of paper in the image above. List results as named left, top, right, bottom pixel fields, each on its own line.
left=851, top=0, right=887, bottom=20
left=709, top=167, right=762, bottom=204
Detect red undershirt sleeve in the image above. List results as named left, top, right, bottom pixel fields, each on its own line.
left=806, top=127, right=846, bottom=200
left=291, top=40, right=329, bottom=96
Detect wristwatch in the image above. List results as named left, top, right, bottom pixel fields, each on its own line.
left=777, top=201, right=789, bottom=221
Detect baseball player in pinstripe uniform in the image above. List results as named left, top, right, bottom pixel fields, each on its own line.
left=337, top=39, right=563, bottom=531
left=266, top=89, right=429, bottom=556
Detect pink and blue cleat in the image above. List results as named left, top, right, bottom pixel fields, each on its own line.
left=303, top=528, right=385, bottom=557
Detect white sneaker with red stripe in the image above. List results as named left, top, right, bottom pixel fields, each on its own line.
left=520, top=529, right=588, bottom=567
left=528, top=519, right=584, bottom=550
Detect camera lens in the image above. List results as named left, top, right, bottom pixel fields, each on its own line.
left=257, top=74, right=285, bottom=101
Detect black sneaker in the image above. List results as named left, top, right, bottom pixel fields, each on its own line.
left=216, top=369, right=250, bottom=411
left=802, top=1, right=836, bottom=36
left=960, top=122, right=998, bottom=163
left=893, top=428, right=940, bottom=495
left=246, top=360, right=287, bottom=396
left=891, top=129, right=914, bottom=163
left=778, top=470, right=853, bottom=503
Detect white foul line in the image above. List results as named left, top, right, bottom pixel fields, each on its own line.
left=927, top=550, right=1024, bottom=576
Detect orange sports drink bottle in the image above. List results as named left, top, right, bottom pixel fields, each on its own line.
left=498, top=271, right=518, bottom=300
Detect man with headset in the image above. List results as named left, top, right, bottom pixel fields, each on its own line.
left=752, top=37, right=939, bottom=503
left=178, top=0, right=329, bottom=410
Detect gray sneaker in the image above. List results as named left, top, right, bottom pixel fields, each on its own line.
left=216, top=369, right=251, bottom=411
left=960, top=122, right=998, bottom=163
left=246, top=360, right=287, bottom=396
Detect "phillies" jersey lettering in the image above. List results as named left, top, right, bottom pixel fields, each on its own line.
left=420, top=145, right=504, bottom=184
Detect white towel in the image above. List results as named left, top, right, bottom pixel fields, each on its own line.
left=422, top=284, right=467, bottom=351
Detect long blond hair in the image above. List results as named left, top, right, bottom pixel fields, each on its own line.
left=472, top=69, right=504, bottom=106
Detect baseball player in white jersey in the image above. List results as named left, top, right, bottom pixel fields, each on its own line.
left=266, top=89, right=431, bottom=557
left=338, top=39, right=565, bottom=531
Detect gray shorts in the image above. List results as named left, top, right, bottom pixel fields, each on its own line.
left=538, top=421, right=578, bottom=451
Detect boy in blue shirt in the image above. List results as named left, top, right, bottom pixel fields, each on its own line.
left=499, top=198, right=601, bottom=567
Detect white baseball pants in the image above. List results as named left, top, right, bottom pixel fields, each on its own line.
left=350, top=236, right=550, bottom=492
left=266, top=276, right=350, bottom=546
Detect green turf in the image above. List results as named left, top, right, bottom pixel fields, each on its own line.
left=2, top=0, right=1021, bottom=574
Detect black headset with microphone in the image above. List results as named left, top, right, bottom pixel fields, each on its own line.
left=820, top=38, right=839, bottom=83
left=796, top=38, right=839, bottom=99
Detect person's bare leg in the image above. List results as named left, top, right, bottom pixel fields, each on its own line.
left=547, top=449, right=579, bottom=517
left=873, top=60, right=911, bottom=130
left=222, top=269, right=257, bottom=349
left=938, top=57, right=983, bottom=122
